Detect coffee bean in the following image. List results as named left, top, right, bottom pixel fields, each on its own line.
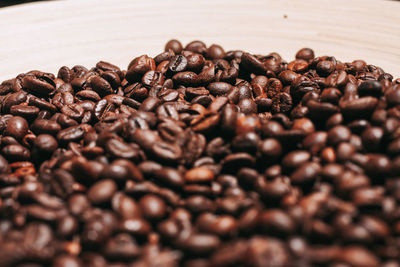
left=10, top=105, right=40, bottom=120
left=90, top=76, right=114, bottom=96
left=0, top=40, right=398, bottom=265
left=2, top=144, right=30, bottom=161
left=174, top=72, right=202, bottom=89
left=185, top=40, right=207, bottom=54
left=33, top=134, right=58, bottom=154
left=282, top=150, right=311, bottom=169
left=258, top=209, right=296, bottom=235
left=181, top=234, right=221, bottom=254
left=31, top=119, right=61, bottom=135
left=139, top=194, right=167, bottom=220
left=87, top=179, right=117, bottom=205
left=208, top=82, right=232, bottom=96
left=296, top=48, right=315, bottom=62
left=112, top=193, right=141, bottom=219
left=340, top=97, right=378, bottom=118
left=165, top=39, right=183, bottom=54
left=238, top=98, right=257, bottom=114
left=126, top=55, right=156, bottom=83
left=272, top=92, right=292, bottom=113
left=185, top=167, right=215, bottom=183
left=206, top=44, right=225, bottom=59
left=154, top=167, right=185, bottom=187
left=22, top=74, right=55, bottom=96
left=169, top=55, right=187, bottom=73
left=4, top=116, right=29, bottom=140
left=105, top=138, right=139, bottom=159
left=291, top=162, right=321, bottom=183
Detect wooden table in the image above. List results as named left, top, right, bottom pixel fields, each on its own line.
left=0, top=0, right=399, bottom=82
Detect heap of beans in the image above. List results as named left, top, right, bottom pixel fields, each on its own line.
left=0, top=39, right=399, bottom=267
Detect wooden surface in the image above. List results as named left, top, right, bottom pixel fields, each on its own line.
left=0, top=0, right=399, bottom=82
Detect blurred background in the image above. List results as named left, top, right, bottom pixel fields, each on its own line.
left=0, top=0, right=45, bottom=7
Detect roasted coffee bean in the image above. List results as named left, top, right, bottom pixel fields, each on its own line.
left=31, top=119, right=61, bottom=135
left=154, top=167, right=185, bottom=187
left=185, top=167, right=215, bottom=183
left=169, top=55, right=187, bottom=73
left=3, top=116, right=29, bottom=140
left=258, top=209, right=296, bottom=235
left=208, top=82, right=232, bottom=96
left=272, top=92, right=292, bottom=113
left=126, top=55, right=156, bottom=83
left=33, top=134, right=58, bottom=154
left=165, top=39, right=183, bottom=54
left=87, top=179, right=117, bottom=204
left=10, top=105, right=40, bottom=120
left=0, top=40, right=398, bottom=266
left=238, top=98, right=257, bottom=114
left=22, top=74, right=55, bottom=96
left=2, top=144, right=30, bottom=161
left=180, top=233, right=221, bottom=254
left=185, top=40, right=207, bottom=54
left=139, top=194, right=167, bottom=220
left=296, top=48, right=315, bottom=62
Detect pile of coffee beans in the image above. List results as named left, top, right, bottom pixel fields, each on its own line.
left=0, top=39, right=399, bottom=267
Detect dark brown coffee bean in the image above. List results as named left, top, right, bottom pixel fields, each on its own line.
left=52, top=91, right=74, bottom=110
left=68, top=194, right=91, bottom=216
left=154, top=167, right=185, bottom=187
left=61, top=103, right=84, bottom=121
left=23, top=74, right=55, bottom=96
left=126, top=55, right=156, bottom=83
left=139, top=194, right=167, bottom=220
left=0, top=40, right=399, bottom=265
left=90, top=76, right=114, bottom=96
left=385, top=86, right=400, bottom=107
left=185, top=40, right=207, bottom=54
left=165, top=39, right=183, bottom=54
left=258, top=209, right=296, bottom=235
left=296, top=48, right=315, bottom=61
left=57, top=215, right=78, bottom=237
left=238, top=98, right=257, bottom=114
left=10, top=105, right=40, bottom=120
left=316, top=60, right=336, bottom=76
left=339, top=97, right=378, bottom=119
left=241, top=53, right=266, bottom=75
left=105, top=138, right=139, bottom=159
left=33, top=134, right=58, bottom=154
left=172, top=71, right=199, bottom=86
left=282, top=150, right=310, bottom=169
left=246, top=237, right=290, bottom=267
left=142, top=71, right=165, bottom=88
left=181, top=234, right=221, bottom=254
left=291, top=162, right=321, bottom=183
left=87, top=179, right=117, bottom=205
left=186, top=53, right=205, bottom=72
left=3, top=116, right=28, bottom=140
left=328, top=125, right=352, bottom=145
left=358, top=80, right=382, bottom=97
left=206, top=44, right=225, bottom=59
left=272, top=92, right=292, bottom=113
left=31, top=119, right=61, bottom=135
left=207, top=82, right=232, bottom=96
left=191, top=113, right=220, bottom=133
left=57, top=125, right=86, bottom=143
left=169, top=55, right=187, bottom=73
left=2, top=144, right=30, bottom=161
